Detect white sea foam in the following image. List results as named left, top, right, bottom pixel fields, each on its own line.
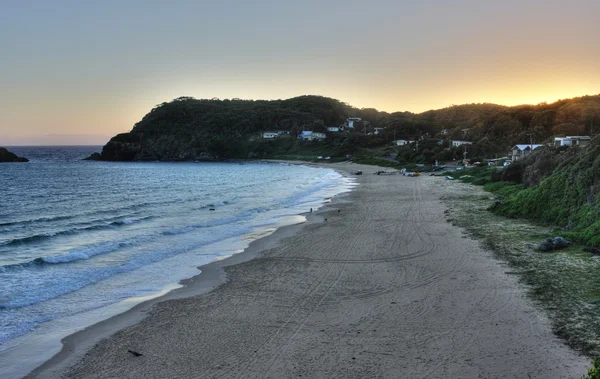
left=0, top=157, right=355, bottom=378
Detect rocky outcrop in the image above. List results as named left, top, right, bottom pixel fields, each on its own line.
left=538, top=236, right=572, bottom=251
left=85, top=132, right=208, bottom=162
left=583, top=247, right=600, bottom=256
left=99, top=133, right=144, bottom=161
left=0, top=147, right=28, bottom=162
left=83, top=152, right=102, bottom=161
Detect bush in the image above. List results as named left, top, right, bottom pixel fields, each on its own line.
left=583, top=360, right=600, bottom=379
left=522, top=148, right=561, bottom=187
left=500, top=161, right=525, bottom=183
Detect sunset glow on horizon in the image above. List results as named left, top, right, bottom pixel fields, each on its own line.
left=1, top=0, right=599, bottom=145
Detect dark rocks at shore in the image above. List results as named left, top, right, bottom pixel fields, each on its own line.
left=583, top=247, right=600, bottom=256
left=0, top=147, right=28, bottom=162
left=100, top=133, right=144, bottom=161
left=91, top=132, right=211, bottom=161
left=83, top=152, right=102, bottom=161
left=538, top=236, right=572, bottom=252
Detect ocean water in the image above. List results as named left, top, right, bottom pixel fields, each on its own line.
left=0, top=146, right=355, bottom=376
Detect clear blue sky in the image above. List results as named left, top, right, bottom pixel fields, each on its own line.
left=1, top=0, right=599, bottom=145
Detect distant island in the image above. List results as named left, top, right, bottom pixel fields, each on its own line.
left=88, top=94, right=600, bottom=163
left=0, top=147, right=28, bottom=162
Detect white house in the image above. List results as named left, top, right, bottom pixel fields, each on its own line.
left=510, top=144, right=544, bottom=161
left=277, top=130, right=290, bottom=135
left=298, top=131, right=326, bottom=141
left=554, top=136, right=591, bottom=147
left=327, top=126, right=340, bottom=132
left=347, top=117, right=362, bottom=129
left=374, top=128, right=384, bottom=135
left=394, top=139, right=412, bottom=146
left=263, top=132, right=279, bottom=139
left=451, top=140, right=473, bottom=147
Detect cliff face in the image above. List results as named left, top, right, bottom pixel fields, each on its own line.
left=0, top=148, right=28, bottom=162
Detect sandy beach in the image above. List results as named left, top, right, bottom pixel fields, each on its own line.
left=31, top=163, right=588, bottom=378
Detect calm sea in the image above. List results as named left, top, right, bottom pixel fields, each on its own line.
left=0, top=146, right=355, bottom=377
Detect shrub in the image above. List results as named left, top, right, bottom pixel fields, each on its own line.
left=500, top=161, right=525, bottom=183
left=582, top=360, right=600, bottom=379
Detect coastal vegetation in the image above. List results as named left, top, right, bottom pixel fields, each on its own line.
left=93, top=94, right=600, bottom=162
left=446, top=136, right=600, bottom=249
left=583, top=360, right=600, bottom=379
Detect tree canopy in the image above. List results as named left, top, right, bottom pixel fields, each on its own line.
left=97, top=94, right=600, bottom=161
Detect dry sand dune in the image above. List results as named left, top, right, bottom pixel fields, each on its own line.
left=35, top=163, right=588, bottom=378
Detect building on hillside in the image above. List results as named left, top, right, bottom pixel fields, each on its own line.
left=347, top=117, right=362, bottom=129
left=277, top=130, right=290, bottom=135
left=394, top=139, right=413, bottom=146
left=510, top=144, right=544, bottom=161
left=298, top=131, right=326, bottom=141
left=327, top=126, right=340, bottom=132
left=263, top=132, right=279, bottom=139
left=554, top=136, right=591, bottom=147
left=374, top=128, right=384, bottom=135
left=451, top=140, right=472, bottom=147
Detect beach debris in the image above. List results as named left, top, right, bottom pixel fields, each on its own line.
left=538, top=236, right=572, bottom=251
left=400, top=168, right=419, bottom=177
left=209, top=208, right=215, bottom=211
left=128, top=349, right=143, bottom=357
left=353, top=170, right=362, bottom=175
left=445, top=176, right=455, bottom=180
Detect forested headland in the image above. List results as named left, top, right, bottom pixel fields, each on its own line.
left=93, top=94, right=600, bottom=162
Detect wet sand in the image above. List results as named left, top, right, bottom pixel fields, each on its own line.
left=32, top=163, right=588, bottom=378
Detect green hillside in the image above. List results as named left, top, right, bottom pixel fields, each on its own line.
left=96, top=94, right=600, bottom=162
left=491, top=137, right=600, bottom=247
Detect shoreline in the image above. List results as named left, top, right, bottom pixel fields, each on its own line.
left=30, top=162, right=590, bottom=378
left=28, top=161, right=358, bottom=378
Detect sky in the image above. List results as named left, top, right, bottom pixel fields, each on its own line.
left=1, top=0, right=599, bottom=145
